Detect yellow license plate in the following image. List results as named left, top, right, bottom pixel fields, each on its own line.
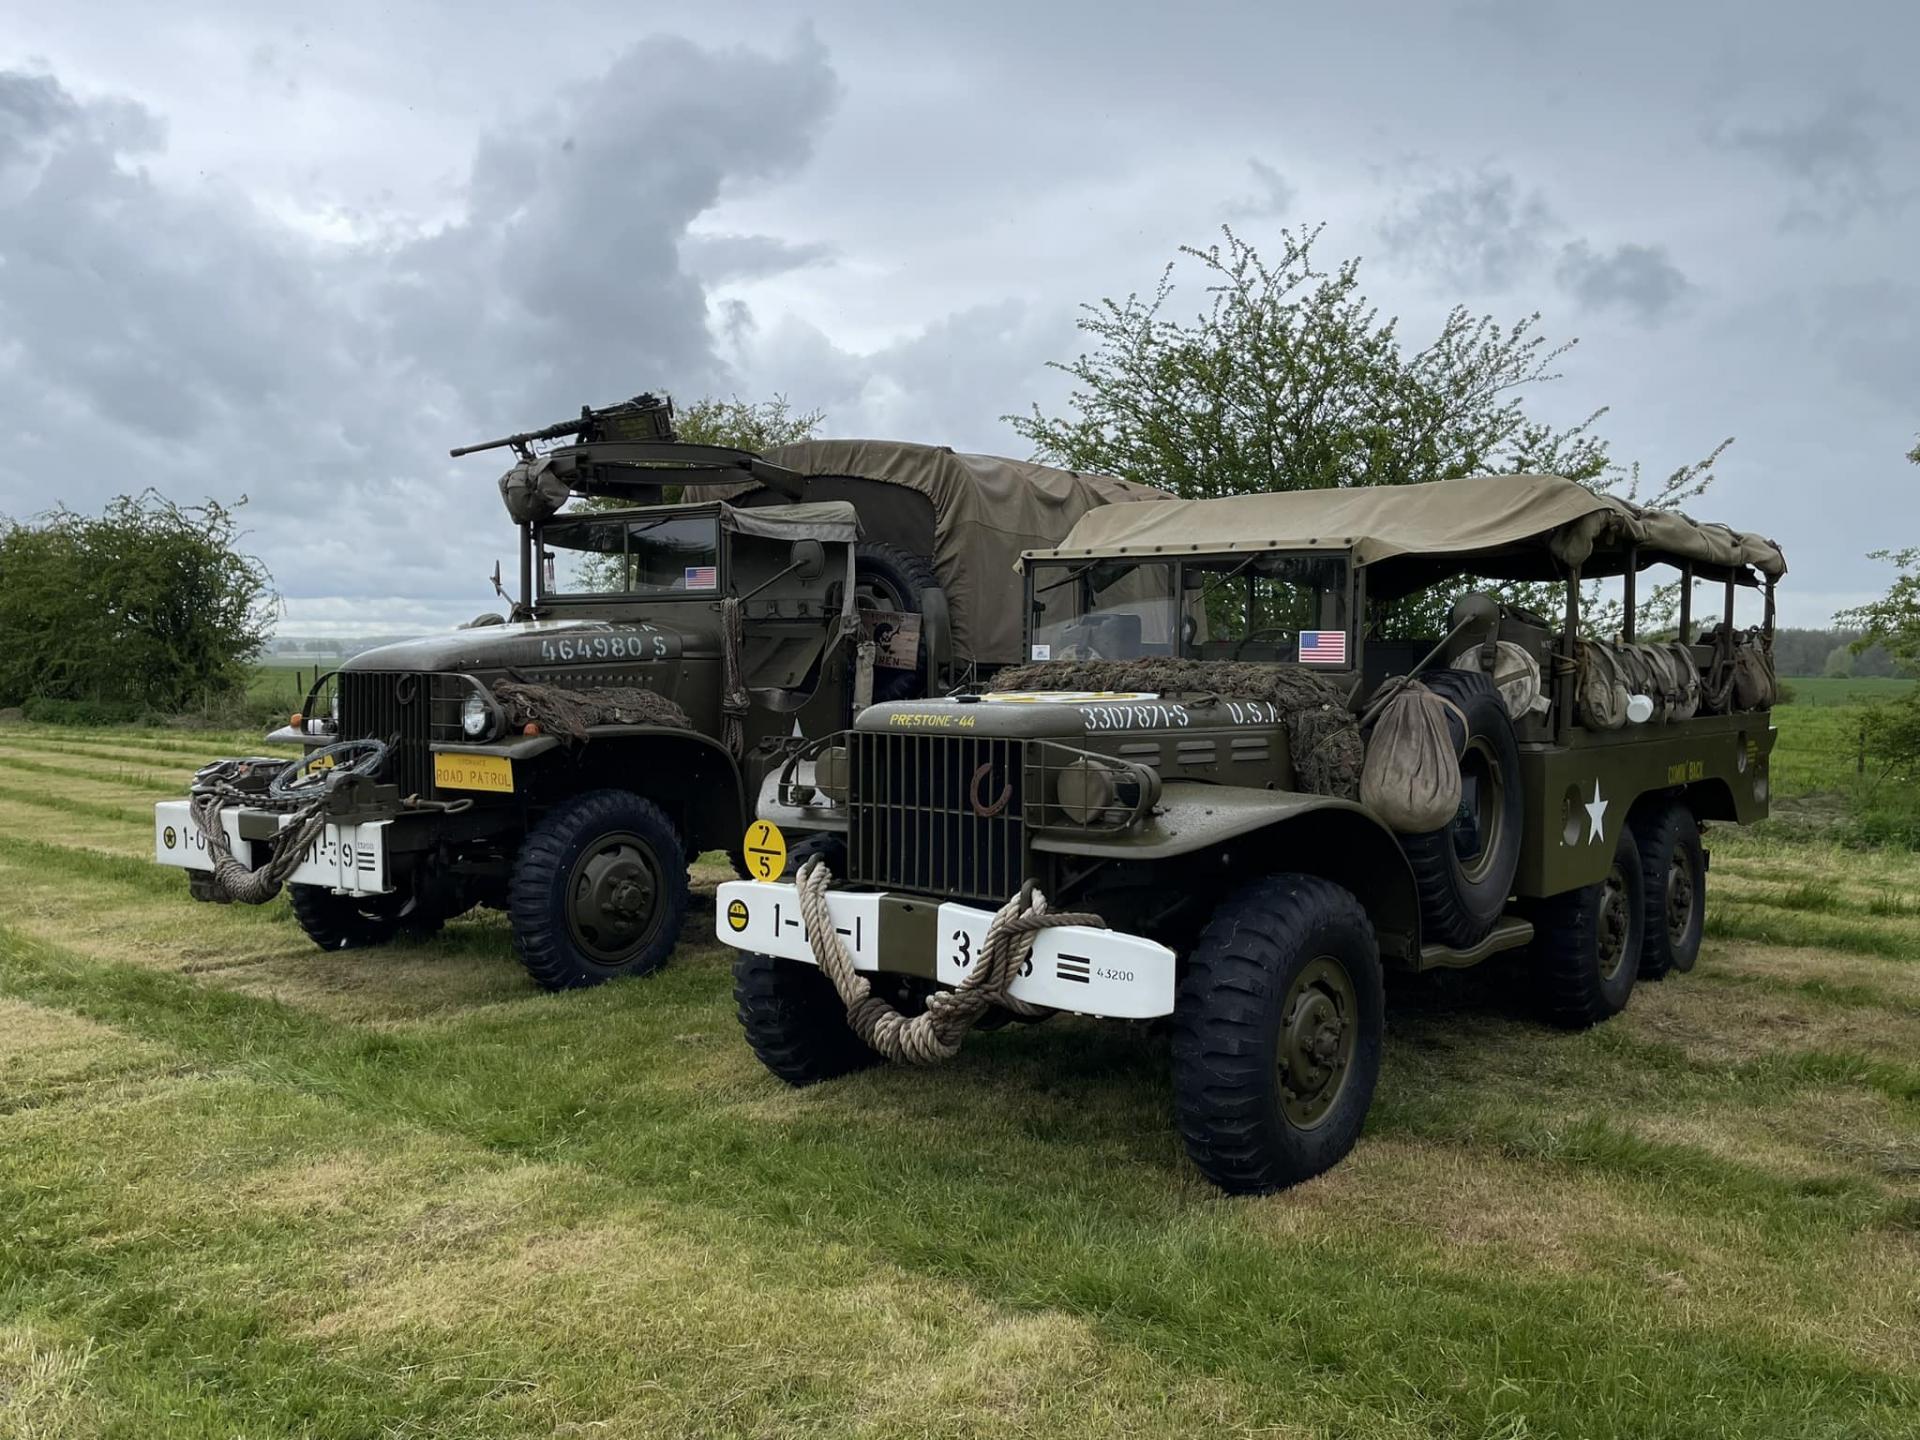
left=433, top=752, right=514, bottom=793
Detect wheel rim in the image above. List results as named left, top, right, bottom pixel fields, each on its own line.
left=1596, top=863, right=1632, bottom=982
left=1277, top=956, right=1358, bottom=1129
left=1665, top=852, right=1696, bottom=946
left=1455, top=737, right=1505, bottom=883
left=566, top=831, right=665, bottom=964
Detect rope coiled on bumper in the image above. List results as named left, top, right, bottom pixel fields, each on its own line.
left=188, top=787, right=328, bottom=905
left=792, top=857, right=1106, bottom=1064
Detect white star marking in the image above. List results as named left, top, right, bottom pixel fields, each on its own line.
left=1585, top=780, right=1609, bottom=843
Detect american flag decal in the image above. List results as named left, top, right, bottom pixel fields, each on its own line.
left=684, top=565, right=718, bottom=589
left=1298, top=630, right=1348, bottom=665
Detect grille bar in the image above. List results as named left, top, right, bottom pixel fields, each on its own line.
left=337, top=671, right=436, bottom=797
left=847, top=731, right=1025, bottom=903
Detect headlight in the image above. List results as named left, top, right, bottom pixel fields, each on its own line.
left=462, top=691, right=491, bottom=738
left=815, top=745, right=849, bottom=803
left=1057, top=757, right=1119, bottom=824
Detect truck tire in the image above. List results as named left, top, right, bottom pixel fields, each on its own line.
left=1397, top=669, right=1524, bottom=949
left=287, top=884, right=444, bottom=951
left=734, top=948, right=881, bottom=1086
left=508, top=789, right=689, bottom=991
left=1526, top=825, right=1645, bottom=1028
left=853, top=542, right=939, bottom=705
left=1171, top=874, right=1384, bottom=1194
left=1632, top=801, right=1705, bottom=979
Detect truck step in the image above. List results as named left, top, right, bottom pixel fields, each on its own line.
left=1417, top=915, right=1535, bottom=971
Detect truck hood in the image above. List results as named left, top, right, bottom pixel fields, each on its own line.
left=856, top=689, right=1202, bottom=740
left=339, top=616, right=712, bottom=673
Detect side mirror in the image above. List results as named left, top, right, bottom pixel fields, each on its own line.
left=789, top=539, right=827, bottom=582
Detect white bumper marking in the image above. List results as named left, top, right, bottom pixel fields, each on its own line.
left=715, top=880, right=1175, bottom=1020
left=153, top=800, right=392, bottom=896
left=718, top=882, right=885, bottom=971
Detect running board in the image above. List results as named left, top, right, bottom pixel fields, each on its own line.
left=1417, top=915, right=1535, bottom=971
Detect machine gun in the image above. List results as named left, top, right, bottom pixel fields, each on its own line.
left=449, top=392, right=678, bottom=460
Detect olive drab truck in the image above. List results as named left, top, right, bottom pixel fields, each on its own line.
left=712, top=472, right=1785, bottom=1194
left=152, top=393, right=1167, bottom=992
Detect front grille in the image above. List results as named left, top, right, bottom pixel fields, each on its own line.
left=847, top=732, right=1027, bottom=903
left=337, top=671, right=436, bottom=797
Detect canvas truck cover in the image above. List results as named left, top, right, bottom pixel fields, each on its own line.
left=1031, top=473, right=1787, bottom=597
left=698, top=440, right=1168, bottom=665
left=719, top=500, right=861, bottom=545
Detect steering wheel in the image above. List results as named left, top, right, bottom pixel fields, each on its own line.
left=1231, top=626, right=1298, bottom=660
left=269, top=739, right=390, bottom=801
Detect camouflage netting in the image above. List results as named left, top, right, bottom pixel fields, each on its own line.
left=492, top=682, right=691, bottom=745
left=989, top=659, right=1364, bottom=799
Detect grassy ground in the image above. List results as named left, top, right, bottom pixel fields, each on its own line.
left=1, top=714, right=1917, bottom=1438
left=1784, top=676, right=1916, bottom=706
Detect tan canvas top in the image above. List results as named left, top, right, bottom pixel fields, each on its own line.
left=708, top=439, right=1169, bottom=662
left=718, top=500, right=861, bottom=545
left=1030, top=473, right=1786, bottom=592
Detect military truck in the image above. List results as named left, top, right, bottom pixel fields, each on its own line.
left=153, top=396, right=1165, bottom=991
left=711, top=473, right=1785, bottom=1193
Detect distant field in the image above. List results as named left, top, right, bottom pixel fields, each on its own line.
left=1783, top=675, right=1916, bottom=705
left=245, top=663, right=319, bottom=713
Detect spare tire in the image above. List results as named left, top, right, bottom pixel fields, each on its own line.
left=853, top=542, right=939, bottom=705
left=1396, top=668, right=1523, bottom=949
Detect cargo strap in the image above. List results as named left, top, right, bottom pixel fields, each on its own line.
left=187, top=786, right=329, bottom=906
left=720, top=596, right=749, bottom=758
left=793, top=858, right=1105, bottom=1064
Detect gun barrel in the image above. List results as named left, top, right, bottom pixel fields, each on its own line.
left=449, top=416, right=584, bottom=459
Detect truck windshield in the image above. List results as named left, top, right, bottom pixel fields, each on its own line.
left=1025, top=552, right=1350, bottom=664
left=538, top=513, right=721, bottom=598
left=1181, top=553, right=1350, bottom=662
left=1027, top=560, right=1179, bottom=661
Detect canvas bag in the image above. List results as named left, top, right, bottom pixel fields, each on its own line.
left=1732, top=636, right=1778, bottom=710
left=1361, top=681, right=1463, bottom=833
left=1577, top=641, right=1630, bottom=731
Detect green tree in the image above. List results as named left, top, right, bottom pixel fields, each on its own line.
left=674, top=393, right=824, bottom=453
left=1010, top=225, right=1731, bottom=632
left=0, top=492, right=274, bottom=713
left=1824, top=644, right=1855, bottom=679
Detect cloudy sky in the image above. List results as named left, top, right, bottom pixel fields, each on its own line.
left=3, top=1, right=1914, bottom=634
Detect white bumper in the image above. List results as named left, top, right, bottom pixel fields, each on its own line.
left=714, top=879, right=1175, bottom=1019
left=154, top=800, right=393, bottom=896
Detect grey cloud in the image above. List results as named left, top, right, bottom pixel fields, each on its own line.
left=1555, top=241, right=1692, bottom=322
left=681, top=231, right=834, bottom=282
left=1228, top=158, right=1295, bottom=219
left=0, top=40, right=840, bottom=613
left=1377, top=169, right=1554, bottom=291
left=1722, top=93, right=1914, bottom=225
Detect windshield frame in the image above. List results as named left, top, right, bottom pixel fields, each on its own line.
left=1022, top=548, right=1359, bottom=667
left=534, top=502, right=727, bottom=604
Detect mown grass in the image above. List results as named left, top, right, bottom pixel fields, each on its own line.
left=0, top=720, right=1917, bottom=1437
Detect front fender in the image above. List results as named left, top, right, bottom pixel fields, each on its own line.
left=1036, top=783, right=1422, bottom=963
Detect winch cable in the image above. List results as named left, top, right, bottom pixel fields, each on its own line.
left=187, top=740, right=388, bottom=905
left=188, top=783, right=330, bottom=906
left=792, top=857, right=1106, bottom=1064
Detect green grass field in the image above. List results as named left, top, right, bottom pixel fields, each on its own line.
left=1, top=709, right=1917, bottom=1438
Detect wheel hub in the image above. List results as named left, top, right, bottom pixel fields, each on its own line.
left=1596, top=865, right=1630, bottom=981
left=1277, top=957, right=1358, bottom=1129
left=1665, top=855, right=1695, bottom=943
left=568, top=834, right=662, bottom=963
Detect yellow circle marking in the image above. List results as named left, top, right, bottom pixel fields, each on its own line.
left=744, top=820, right=787, bottom=882
left=726, top=897, right=750, bottom=932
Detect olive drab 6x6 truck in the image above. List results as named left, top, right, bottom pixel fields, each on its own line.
left=712, top=472, right=1786, bottom=1194
left=153, top=393, right=1166, bottom=991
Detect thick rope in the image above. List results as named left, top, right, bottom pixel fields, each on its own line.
left=793, top=858, right=1106, bottom=1064
left=720, top=595, right=749, bottom=758
left=188, top=786, right=329, bottom=905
